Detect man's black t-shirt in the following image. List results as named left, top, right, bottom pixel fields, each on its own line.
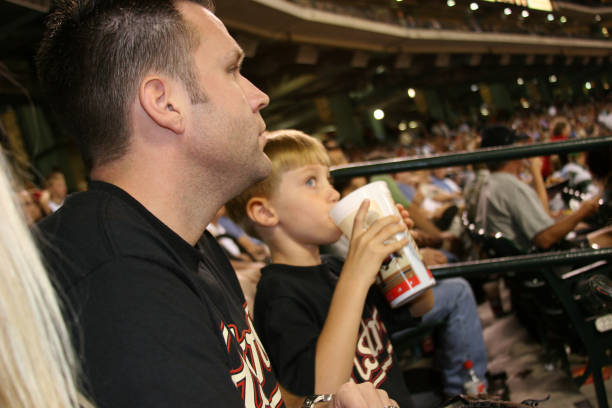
left=254, top=256, right=417, bottom=408
left=39, top=181, right=283, bottom=408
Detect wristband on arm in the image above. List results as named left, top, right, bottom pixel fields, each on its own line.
left=302, top=394, right=333, bottom=408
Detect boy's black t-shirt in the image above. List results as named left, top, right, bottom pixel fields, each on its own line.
left=254, top=255, right=418, bottom=408
left=39, top=181, right=283, bottom=408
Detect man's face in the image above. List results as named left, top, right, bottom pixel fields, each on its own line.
left=178, top=2, right=271, bottom=193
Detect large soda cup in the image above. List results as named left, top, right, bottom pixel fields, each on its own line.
left=330, top=181, right=435, bottom=309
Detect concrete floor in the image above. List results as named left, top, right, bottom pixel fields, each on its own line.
left=481, top=303, right=611, bottom=408
left=401, top=302, right=612, bottom=407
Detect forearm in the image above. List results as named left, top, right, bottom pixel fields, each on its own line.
left=408, top=204, right=442, bottom=238
left=315, top=277, right=369, bottom=394
left=534, top=210, right=584, bottom=249
left=279, top=385, right=308, bottom=408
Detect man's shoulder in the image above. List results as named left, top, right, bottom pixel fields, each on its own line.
left=488, top=172, right=527, bottom=194
left=38, top=185, right=195, bottom=289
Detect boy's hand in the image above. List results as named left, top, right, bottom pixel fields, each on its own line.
left=396, top=204, right=414, bottom=230
left=342, top=200, right=409, bottom=290
left=333, top=382, right=399, bottom=408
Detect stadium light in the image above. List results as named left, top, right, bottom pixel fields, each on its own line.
left=373, top=109, right=385, bottom=120
left=520, top=98, right=530, bottom=109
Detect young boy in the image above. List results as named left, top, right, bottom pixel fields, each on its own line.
left=226, top=129, right=434, bottom=407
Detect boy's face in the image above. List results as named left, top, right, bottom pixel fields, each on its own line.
left=270, top=163, right=342, bottom=246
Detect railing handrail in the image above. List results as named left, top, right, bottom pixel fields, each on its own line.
left=330, top=136, right=612, bottom=179
left=430, top=247, right=612, bottom=279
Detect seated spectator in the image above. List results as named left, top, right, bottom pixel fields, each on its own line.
left=475, top=125, right=600, bottom=252
left=17, top=187, right=43, bottom=226
left=203, top=206, right=267, bottom=314
left=39, top=169, right=67, bottom=215
left=585, top=145, right=612, bottom=248
left=540, top=118, right=570, bottom=180
left=0, top=152, right=92, bottom=407
left=418, top=168, right=463, bottom=231
left=227, top=129, right=433, bottom=407
left=227, top=129, right=489, bottom=402
left=218, top=212, right=270, bottom=262
left=206, top=206, right=269, bottom=262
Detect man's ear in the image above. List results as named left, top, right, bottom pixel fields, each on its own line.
left=139, top=75, right=185, bottom=134
left=246, top=197, right=278, bottom=228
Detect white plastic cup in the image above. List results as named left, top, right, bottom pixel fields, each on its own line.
left=329, top=181, right=435, bottom=308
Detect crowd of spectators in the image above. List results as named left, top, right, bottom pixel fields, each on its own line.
left=286, top=0, right=609, bottom=39
left=2, top=0, right=611, bottom=407
left=319, top=97, right=612, bottom=266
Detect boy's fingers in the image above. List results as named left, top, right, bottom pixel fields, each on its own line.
left=365, top=215, right=403, bottom=239
left=383, top=238, right=409, bottom=255
left=351, top=199, right=370, bottom=236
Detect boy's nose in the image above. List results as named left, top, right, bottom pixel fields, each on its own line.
left=329, top=188, right=340, bottom=203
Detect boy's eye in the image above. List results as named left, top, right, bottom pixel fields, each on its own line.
left=305, top=177, right=316, bottom=187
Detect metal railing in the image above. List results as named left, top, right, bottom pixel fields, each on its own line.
left=329, top=135, right=612, bottom=408
left=429, top=247, right=612, bottom=279
left=330, top=136, right=612, bottom=179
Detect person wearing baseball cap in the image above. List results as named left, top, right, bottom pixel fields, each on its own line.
left=475, top=125, right=600, bottom=252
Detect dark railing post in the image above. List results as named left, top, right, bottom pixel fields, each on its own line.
left=331, top=136, right=612, bottom=179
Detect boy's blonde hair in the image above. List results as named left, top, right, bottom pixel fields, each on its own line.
left=226, top=129, right=330, bottom=237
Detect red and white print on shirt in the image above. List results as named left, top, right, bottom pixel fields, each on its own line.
left=221, top=303, right=284, bottom=408
left=352, top=306, right=394, bottom=388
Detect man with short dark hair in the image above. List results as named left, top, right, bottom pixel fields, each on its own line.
left=475, top=125, right=600, bottom=252
left=36, top=1, right=396, bottom=407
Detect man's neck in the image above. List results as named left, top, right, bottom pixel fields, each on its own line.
left=90, top=160, right=223, bottom=246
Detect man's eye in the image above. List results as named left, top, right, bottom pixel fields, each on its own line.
left=305, top=177, right=316, bottom=187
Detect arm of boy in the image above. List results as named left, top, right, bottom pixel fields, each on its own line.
left=314, top=199, right=409, bottom=394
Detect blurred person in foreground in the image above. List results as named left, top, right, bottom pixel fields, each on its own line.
left=0, top=151, right=92, bottom=408
left=36, top=1, right=393, bottom=407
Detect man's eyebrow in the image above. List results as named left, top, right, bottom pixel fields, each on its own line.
left=225, top=48, right=245, bottom=66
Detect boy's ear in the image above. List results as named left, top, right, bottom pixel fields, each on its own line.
left=246, top=196, right=278, bottom=228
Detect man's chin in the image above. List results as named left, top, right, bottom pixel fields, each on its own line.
left=251, top=155, right=272, bottom=184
